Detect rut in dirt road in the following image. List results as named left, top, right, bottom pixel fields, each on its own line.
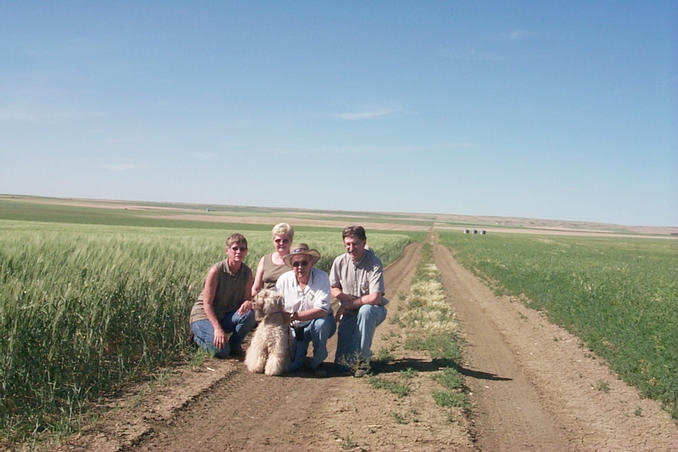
left=127, top=243, right=437, bottom=452
left=434, top=240, right=678, bottom=451
left=434, top=242, right=570, bottom=451
left=60, top=238, right=676, bottom=452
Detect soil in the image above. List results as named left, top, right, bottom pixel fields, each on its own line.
left=8, top=195, right=677, bottom=236
left=54, top=239, right=677, bottom=452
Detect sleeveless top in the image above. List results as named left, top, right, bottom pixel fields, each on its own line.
left=261, top=253, right=288, bottom=290
left=189, top=260, right=252, bottom=324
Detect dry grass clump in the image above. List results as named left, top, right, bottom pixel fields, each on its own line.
left=397, top=242, right=468, bottom=411
left=401, top=265, right=458, bottom=337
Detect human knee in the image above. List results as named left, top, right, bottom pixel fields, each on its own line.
left=356, top=304, right=382, bottom=323
left=191, top=321, right=212, bottom=345
left=313, top=315, right=336, bottom=337
left=195, top=335, right=229, bottom=358
left=239, top=309, right=256, bottom=331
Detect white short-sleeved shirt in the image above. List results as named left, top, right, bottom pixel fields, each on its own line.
left=276, top=267, right=332, bottom=327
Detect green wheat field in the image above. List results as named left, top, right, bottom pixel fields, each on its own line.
left=439, top=231, right=678, bottom=418
left=0, top=199, right=418, bottom=441
left=1, top=196, right=676, bottom=444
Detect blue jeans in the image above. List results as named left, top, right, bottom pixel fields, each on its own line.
left=290, top=314, right=337, bottom=371
left=335, top=304, right=387, bottom=366
left=191, top=308, right=255, bottom=358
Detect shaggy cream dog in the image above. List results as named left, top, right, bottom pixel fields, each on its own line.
left=244, top=289, right=291, bottom=376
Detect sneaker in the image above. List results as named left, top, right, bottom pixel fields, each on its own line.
left=353, top=368, right=368, bottom=378
left=230, top=345, right=245, bottom=358
left=333, top=364, right=352, bottom=376
left=314, top=367, right=328, bottom=378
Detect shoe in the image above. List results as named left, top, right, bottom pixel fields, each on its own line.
left=353, top=368, right=368, bottom=378
left=314, top=367, right=328, bottom=378
left=230, top=345, right=245, bottom=358
left=333, top=364, right=352, bottom=375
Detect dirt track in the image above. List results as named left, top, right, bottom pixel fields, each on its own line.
left=58, top=240, right=677, bottom=452
left=434, top=241, right=677, bottom=451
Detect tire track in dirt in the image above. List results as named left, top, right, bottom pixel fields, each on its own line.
left=434, top=240, right=678, bottom=451
left=125, top=241, right=476, bottom=452
left=55, top=244, right=423, bottom=452
left=434, top=242, right=570, bottom=450
left=57, top=237, right=676, bottom=452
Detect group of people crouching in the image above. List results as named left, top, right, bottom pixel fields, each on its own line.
left=189, top=223, right=387, bottom=378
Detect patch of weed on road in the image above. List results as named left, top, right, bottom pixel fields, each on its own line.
left=372, top=241, right=469, bottom=419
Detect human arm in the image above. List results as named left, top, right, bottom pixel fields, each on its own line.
left=291, top=307, right=326, bottom=322
left=201, top=266, right=227, bottom=349
left=330, top=285, right=358, bottom=304
left=345, top=292, right=382, bottom=310
left=331, top=254, right=384, bottom=310
left=351, top=256, right=385, bottom=308
left=237, top=270, right=254, bottom=315
left=251, top=255, right=266, bottom=297
left=331, top=285, right=381, bottom=310
left=329, top=257, right=359, bottom=306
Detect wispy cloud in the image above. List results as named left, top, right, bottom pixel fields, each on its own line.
left=103, top=163, right=140, bottom=172
left=506, top=29, right=533, bottom=41
left=332, top=105, right=406, bottom=120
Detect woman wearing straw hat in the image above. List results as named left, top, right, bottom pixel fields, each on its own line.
left=275, top=243, right=336, bottom=377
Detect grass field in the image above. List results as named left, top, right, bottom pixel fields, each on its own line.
left=0, top=196, right=435, bottom=228
left=439, top=231, right=678, bottom=417
left=0, top=211, right=417, bottom=442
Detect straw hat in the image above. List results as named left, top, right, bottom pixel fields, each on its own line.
left=282, top=243, right=321, bottom=267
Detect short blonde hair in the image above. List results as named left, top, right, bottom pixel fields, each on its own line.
left=272, top=223, right=294, bottom=241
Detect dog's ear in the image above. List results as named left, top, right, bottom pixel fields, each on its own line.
left=252, top=291, right=268, bottom=320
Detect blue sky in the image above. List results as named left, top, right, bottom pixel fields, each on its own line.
left=1, top=1, right=676, bottom=226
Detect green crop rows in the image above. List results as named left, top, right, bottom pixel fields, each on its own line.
left=439, top=231, right=678, bottom=418
left=0, top=217, right=413, bottom=443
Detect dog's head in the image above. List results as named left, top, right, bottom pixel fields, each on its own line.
left=252, top=288, right=285, bottom=320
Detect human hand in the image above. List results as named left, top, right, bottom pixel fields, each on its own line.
left=237, top=300, right=253, bottom=315
left=338, top=293, right=358, bottom=308
left=335, top=306, right=345, bottom=321
left=213, top=327, right=227, bottom=350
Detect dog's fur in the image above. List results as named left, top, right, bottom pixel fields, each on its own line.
left=244, top=289, right=291, bottom=376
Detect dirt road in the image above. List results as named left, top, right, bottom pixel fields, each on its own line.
left=434, top=241, right=677, bottom=451
left=59, top=240, right=677, bottom=452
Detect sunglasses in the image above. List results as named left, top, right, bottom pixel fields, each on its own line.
left=292, top=260, right=309, bottom=268
left=274, top=238, right=290, bottom=244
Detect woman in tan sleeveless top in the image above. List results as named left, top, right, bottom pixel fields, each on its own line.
left=252, top=223, right=294, bottom=296
left=190, top=233, right=255, bottom=358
